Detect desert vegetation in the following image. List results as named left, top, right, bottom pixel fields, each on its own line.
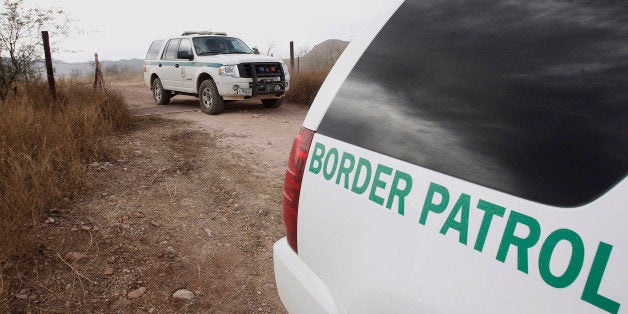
left=0, top=83, right=133, bottom=260
left=104, top=64, right=144, bottom=84
left=0, top=0, right=71, bottom=100
left=1, top=0, right=133, bottom=264
left=283, top=40, right=347, bottom=106
left=284, top=68, right=330, bottom=106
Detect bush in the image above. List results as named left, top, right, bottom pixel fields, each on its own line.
left=0, top=82, right=133, bottom=260
left=284, top=69, right=330, bottom=106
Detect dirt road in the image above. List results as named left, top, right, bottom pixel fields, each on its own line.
left=4, top=82, right=307, bottom=312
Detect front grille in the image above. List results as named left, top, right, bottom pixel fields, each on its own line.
left=238, top=62, right=283, bottom=78
left=237, top=62, right=287, bottom=97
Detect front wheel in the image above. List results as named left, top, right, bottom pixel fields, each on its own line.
left=262, top=98, right=283, bottom=108
left=198, top=79, right=224, bottom=115
left=151, top=77, right=171, bottom=105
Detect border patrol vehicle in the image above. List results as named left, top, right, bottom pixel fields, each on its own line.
left=273, top=0, right=627, bottom=313
left=144, top=32, right=289, bottom=114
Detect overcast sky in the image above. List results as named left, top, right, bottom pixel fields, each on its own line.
left=22, top=0, right=386, bottom=63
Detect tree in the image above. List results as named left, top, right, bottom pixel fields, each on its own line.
left=0, top=0, right=70, bottom=99
left=264, top=39, right=276, bottom=57
left=297, top=45, right=310, bottom=58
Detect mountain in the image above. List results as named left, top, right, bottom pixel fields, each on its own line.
left=101, top=58, right=144, bottom=73
left=40, top=58, right=144, bottom=77
left=289, top=39, right=349, bottom=72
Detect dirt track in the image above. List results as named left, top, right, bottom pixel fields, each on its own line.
left=3, top=82, right=307, bottom=312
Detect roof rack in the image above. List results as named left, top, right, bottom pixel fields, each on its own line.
left=181, top=31, right=227, bottom=36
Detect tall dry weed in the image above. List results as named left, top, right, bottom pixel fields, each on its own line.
left=284, top=68, right=330, bottom=106
left=107, top=71, right=144, bottom=84
left=0, top=82, right=133, bottom=262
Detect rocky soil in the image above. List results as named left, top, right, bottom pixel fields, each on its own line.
left=1, top=82, right=307, bottom=313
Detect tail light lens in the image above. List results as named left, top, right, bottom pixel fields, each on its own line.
left=143, top=61, right=147, bottom=72
left=283, top=127, right=315, bottom=253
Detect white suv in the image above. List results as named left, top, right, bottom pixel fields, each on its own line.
left=144, top=32, right=289, bottom=114
left=274, top=0, right=627, bottom=313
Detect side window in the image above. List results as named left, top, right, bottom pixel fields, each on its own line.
left=178, top=39, right=193, bottom=58
left=162, top=39, right=181, bottom=60
left=145, top=40, right=164, bottom=60
left=318, top=1, right=628, bottom=207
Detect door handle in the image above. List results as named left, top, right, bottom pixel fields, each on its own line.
left=175, top=64, right=180, bottom=68
left=158, top=63, right=162, bottom=67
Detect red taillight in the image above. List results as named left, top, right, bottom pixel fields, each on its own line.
left=283, top=127, right=315, bottom=253
left=143, top=61, right=147, bottom=72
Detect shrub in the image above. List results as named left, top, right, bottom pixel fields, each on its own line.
left=105, top=69, right=144, bottom=84
left=284, top=68, right=330, bottom=106
left=0, top=82, right=133, bottom=260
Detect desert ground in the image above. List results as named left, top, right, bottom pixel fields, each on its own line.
left=4, top=81, right=308, bottom=312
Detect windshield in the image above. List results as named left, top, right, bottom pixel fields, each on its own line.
left=192, top=36, right=253, bottom=55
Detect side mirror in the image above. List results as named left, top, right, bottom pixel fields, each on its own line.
left=177, top=50, right=193, bottom=60
left=252, top=47, right=260, bottom=55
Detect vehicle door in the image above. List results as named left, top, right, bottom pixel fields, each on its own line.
left=174, top=38, right=195, bottom=92
left=159, top=38, right=181, bottom=90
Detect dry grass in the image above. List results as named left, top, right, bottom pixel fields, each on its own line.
left=0, top=82, right=134, bottom=262
left=60, top=70, right=145, bottom=87
left=284, top=68, right=331, bottom=106
left=104, top=70, right=144, bottom=84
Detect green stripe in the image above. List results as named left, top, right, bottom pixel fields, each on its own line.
left=145, top=61, right=222, bottom=68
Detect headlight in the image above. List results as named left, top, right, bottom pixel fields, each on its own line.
left=219, top=65, right=239, bottom=77
left=281, top=62, right=289, bottom=76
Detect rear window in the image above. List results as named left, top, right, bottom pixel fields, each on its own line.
left=318, top=0, right=628, bottom=207
left=145, top=40, right=164, bottom=60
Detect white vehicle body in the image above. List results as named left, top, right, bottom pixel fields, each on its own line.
left=143, top=33, right=289, bottom=113
left=273, top=0, right=628, bottom=313
left=144, top=54, right=289, bottom=100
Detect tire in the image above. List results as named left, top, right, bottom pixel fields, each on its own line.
left=262, top=98, right=283, bottom=108
left=151, top=77, right=171, bottom=105
left=198, top=79, right=224, bottom=114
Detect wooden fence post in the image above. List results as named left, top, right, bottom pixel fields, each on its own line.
left=93, top=53, right=105, bottom=90
left=41, top=31, right=56, bottom=100
left=290, top=41, right=295, bottom=72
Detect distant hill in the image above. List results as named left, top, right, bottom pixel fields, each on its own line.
left=38, top=58, right=144, bottom=77
left=101, top=58, right=144, bottom=74
left=287, top=39, right=349, bottom=72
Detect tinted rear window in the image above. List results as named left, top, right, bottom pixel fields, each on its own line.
left=318, top=0, right=628, bottom=207
left=145, top=40, right=164, bottom=60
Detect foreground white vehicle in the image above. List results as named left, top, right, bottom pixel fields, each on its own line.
left=144, top=32, right=289, bottom=114
left=274, top=0, right=627, bottom=313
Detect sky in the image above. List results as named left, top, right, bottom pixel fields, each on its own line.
left=22, top=0, right=387, bottom=63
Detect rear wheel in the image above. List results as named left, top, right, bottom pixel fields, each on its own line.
left=151, top=77, right=171, bottom=105
left=262, top=98, right=283, bottom=108
left=199, top=79, right=224, bottom=114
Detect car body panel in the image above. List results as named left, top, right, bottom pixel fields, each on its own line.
left=275, top=0, right=627, bottom=312
left=143, top=35, right=289, bottom=99
left=296, top=133, right=626, bottom=313
left=274, top=238, right=345, bottom=314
